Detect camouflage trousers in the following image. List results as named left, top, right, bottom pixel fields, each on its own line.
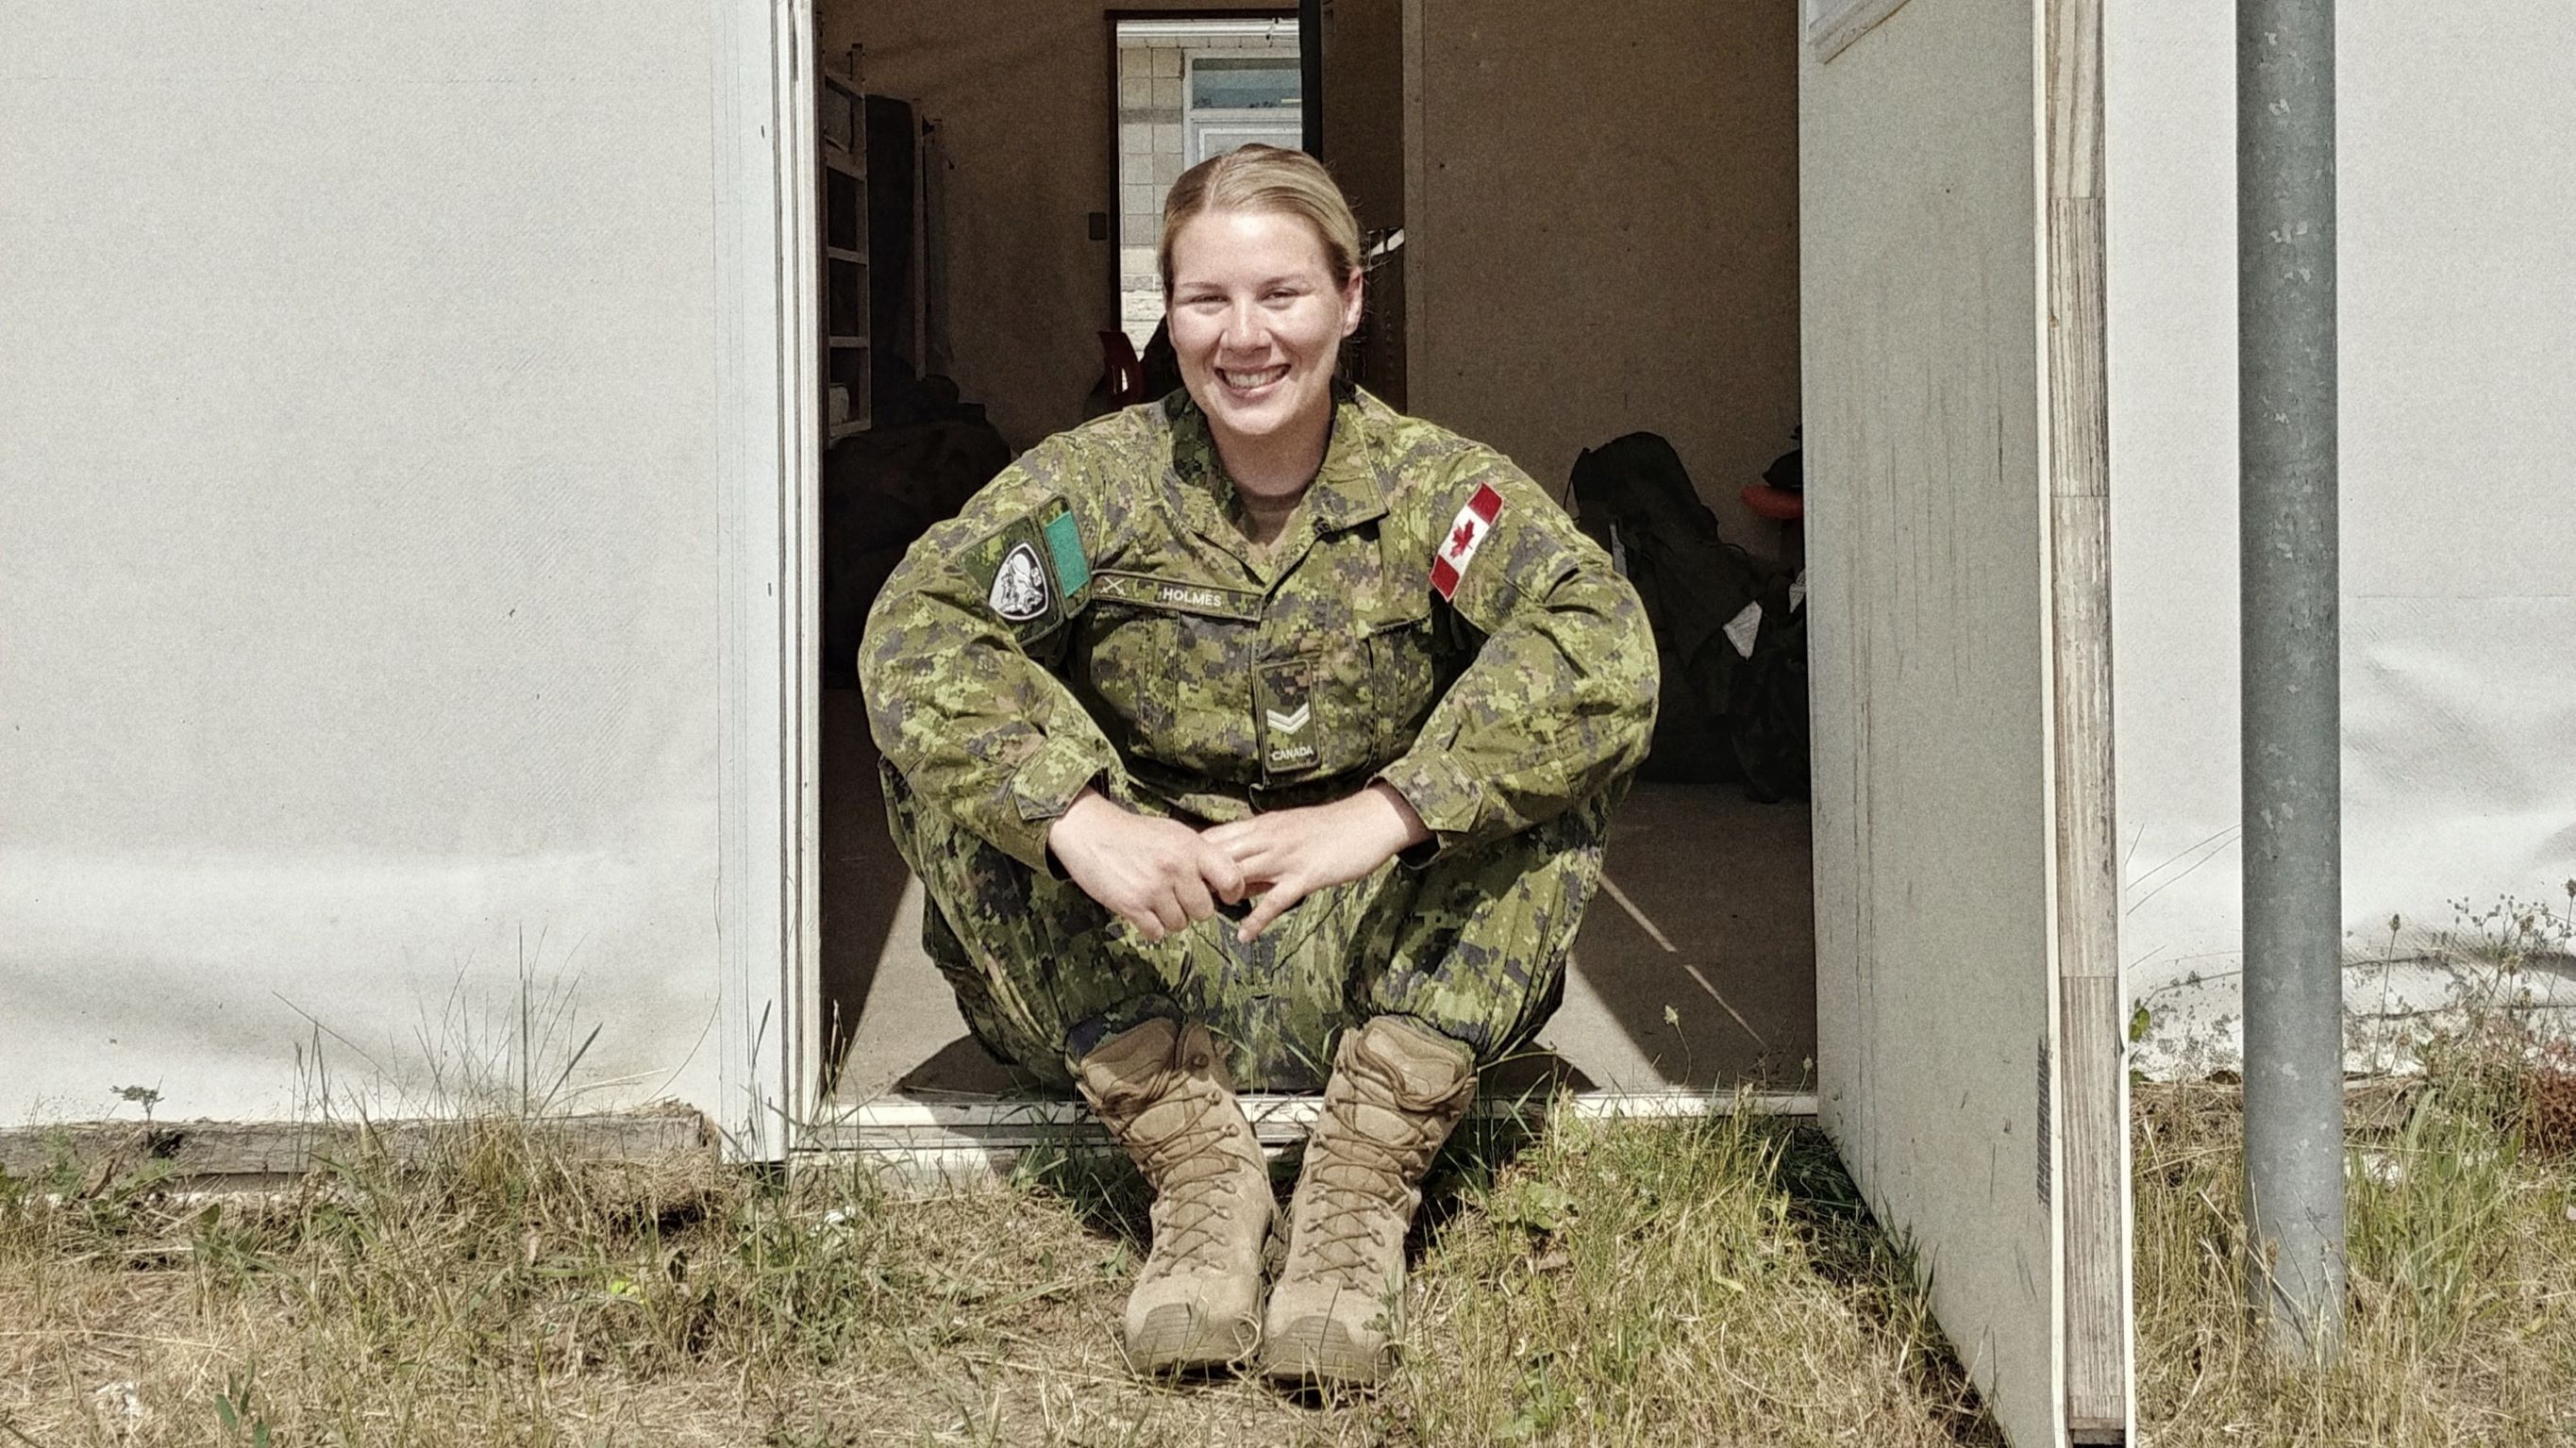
left=881, top=764, right=1623, bottom=1091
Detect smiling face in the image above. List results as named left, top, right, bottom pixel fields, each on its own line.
left=1165, top=208, right=1364, bottom=473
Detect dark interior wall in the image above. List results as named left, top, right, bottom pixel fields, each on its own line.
left=1411, top=0, right=1800, bottom=541
left=820, top=0, right=1284, bottom=451
left=1318, top=0, right=1408, bottom=404
left=1317, top=0, right=1404, bottom=235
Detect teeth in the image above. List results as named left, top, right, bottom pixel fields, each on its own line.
left=1220, top=366, right=1287, bottom=390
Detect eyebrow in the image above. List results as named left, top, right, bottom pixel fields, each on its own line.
left=1176, top=274, right=1312, bottom=293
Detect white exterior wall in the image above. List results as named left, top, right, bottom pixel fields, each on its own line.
left=2109, top=5, right=2576, bottom=1066
left=1, top=6, right=747, bottom=1126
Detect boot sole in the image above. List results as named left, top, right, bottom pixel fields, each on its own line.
left=1127, top=1303, right=1261, bottom=1374
left=1257, top=1314, right=1389, bottom=1387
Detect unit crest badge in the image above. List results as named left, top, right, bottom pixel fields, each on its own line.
left=988, top=542, right=1051, bottom=622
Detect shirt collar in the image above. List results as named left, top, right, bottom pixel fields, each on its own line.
left=1163, top=382, right=1390, bottom=541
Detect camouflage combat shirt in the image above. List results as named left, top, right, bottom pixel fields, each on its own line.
left=860, top=385, right=1658, bottom=872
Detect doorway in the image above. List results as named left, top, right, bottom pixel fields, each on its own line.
left=811, top=0, right=1814, bottom=1112
left=1112, top=14, right=1303, bottom=352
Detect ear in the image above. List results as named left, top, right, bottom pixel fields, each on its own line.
left=1338, top=266, right=1365, bottom=340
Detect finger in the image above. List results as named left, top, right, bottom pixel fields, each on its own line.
left=1151, top=889, right=1190, bottom=939
left=1196, top=845, right=1247, bottom=904
left=1237, top=877, right=1310, bottom=943
left=1214, top=830, right=1286, bottom=874
left=1178, top=876, right=1217, bottom=924
left=1208, top=827, right=1271, bottom=864
left=1120, top=906, right=1165, bottom=943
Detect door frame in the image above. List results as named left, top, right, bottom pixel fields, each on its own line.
left=714, top=0, right=824, bottom=1162
left=1799, top=0, right=2130, bottom=1438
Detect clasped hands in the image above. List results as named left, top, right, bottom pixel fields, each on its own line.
left=1045, top=782, right=1431, bottom=944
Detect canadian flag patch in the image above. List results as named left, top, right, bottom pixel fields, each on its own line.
left=1429, top=483, right=1504, bottom=601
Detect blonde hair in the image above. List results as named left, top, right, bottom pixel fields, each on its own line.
left=1158, top=144, right=1362, bottom=297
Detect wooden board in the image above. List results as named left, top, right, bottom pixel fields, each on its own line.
left=0, top=1111, right=711, bottom=1185
left=1402, top=0, right=1800, bottom=525
left=2045, top=0, right=2133, bottom=1437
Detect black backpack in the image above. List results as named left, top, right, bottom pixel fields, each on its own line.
left=1567, top=433, right=1809, bottom=800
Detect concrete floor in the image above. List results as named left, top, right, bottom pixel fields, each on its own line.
left=822, top=689, right=1815, bottom=1104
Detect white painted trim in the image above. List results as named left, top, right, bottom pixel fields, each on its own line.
left=798, top=1090, right=1818, bottom=1184
left=779, top=0, right=825, bottom=1169
left=1808, top=0, right=1915, bottom=61
left=711, top=0, right=821, bottom=1161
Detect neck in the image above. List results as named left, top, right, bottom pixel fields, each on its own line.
left=1211, top=397, right=1335, bottom=509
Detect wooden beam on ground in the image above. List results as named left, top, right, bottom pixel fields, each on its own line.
left=0, top=1108, right=712, bottom=1185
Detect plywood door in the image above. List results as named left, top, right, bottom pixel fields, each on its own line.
left=1801, top=0, right=2129, bottom=1441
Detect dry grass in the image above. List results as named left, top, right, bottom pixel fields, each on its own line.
left=0, top=1102, right=1991, bottom=1447
left=2134, top=1071, right=2576, bottom=1447
left=18, top=1012, right=2576, bottom=1445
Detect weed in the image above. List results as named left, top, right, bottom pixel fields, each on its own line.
left=2133, top=888, right=2576, bottom=1445
left=211, top=1367, right=272, bottom=1447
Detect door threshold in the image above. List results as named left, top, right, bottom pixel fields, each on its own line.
left=795, top=1087, right=1818, bottom=1185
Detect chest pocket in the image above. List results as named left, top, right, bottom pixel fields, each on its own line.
left=1261, top=585, right=1439, bottom=787
left=1263, top=630, right=1378, bottom=786
left=1080, top=572, right=1267, bottom=778
left=1364, top=601, right=1443, bottom=761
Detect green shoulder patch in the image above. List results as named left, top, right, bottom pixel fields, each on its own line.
left=962, top=495, right=1089, bottom=646
left=1042, top=507, right=1090, bottom=598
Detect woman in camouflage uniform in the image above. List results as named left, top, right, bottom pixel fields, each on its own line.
left=860, top=145, right=1656, bottom=1386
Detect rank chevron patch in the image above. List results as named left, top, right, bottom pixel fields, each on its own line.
left=1263, top=702, right=1312, bottom=733
left=1430, top=482, right=1504, bottom=600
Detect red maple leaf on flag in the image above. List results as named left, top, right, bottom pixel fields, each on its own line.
left=1449, top=519, right=1478, bottom=554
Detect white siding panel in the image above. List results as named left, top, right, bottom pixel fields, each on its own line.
left=2109, top=5, right=2576, bottom=1065
left=1, top=3, right=728, bottom=1123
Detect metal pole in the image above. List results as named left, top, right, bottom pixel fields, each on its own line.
left=2238, top=0, right=2345, bottom=1364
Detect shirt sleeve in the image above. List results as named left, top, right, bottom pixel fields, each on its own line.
left=858, top=435, right=1128, bottom=872
left=1374, top=447, right=1660, bottom=858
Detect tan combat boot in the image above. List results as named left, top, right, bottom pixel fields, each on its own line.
left=1075, top=1017, right=1278, bottom=1373
left=1260, top=1014, right=1477, bottom=1387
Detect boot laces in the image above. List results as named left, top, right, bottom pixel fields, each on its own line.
left=1296, top=1095, right=1443, bottom=1289
left=1130, top=1083, right=1259, bottom=1278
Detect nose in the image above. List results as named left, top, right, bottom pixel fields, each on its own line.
left=1216, top=300, right=1270, bottom=356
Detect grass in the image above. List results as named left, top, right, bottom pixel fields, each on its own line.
left=9, top=911, right=2576, bottom=1445
left=0, top=1100, right=1991, bottom=1447
left=2134, top=1047, right=2576, bottom=1443
left=10, top=1081, right=2575, bottom=1445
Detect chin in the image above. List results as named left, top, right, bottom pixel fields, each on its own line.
left=1210, top=400, right=1294, bottom=437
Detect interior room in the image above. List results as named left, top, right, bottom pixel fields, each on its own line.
left=811, top=0, right=1811, bottom=1112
